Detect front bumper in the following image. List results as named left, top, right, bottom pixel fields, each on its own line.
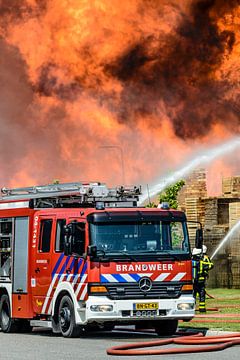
left=77, top=294, right=195, bottom=325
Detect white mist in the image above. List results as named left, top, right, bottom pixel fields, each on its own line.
left=211, top=220, right=240, bottom=260
left=139, top=137, right=240, bottom=205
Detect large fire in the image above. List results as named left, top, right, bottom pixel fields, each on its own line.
left=0, top=0, right=239, bottom=192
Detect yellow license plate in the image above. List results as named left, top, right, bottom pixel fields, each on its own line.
left=134, top=303, right=159, bottom=310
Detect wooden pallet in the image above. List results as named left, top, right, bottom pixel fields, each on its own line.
left=229, top=202, right=240, bottom=228
left=222, top=176, right=240, bottom=196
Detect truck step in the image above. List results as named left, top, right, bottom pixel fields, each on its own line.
left=30, top=320, right=52, bottom=328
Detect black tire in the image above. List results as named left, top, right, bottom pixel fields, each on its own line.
left=58, top=295, right=82, bottom=338
left=154, top=320, right=178, bottom=336
left=0, top=294, right=18, bottom=333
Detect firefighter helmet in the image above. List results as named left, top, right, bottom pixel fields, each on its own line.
left=192, top=247, right=202, bottom=256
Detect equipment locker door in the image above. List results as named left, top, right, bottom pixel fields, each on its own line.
left=32, top=216, right=55, bottom=314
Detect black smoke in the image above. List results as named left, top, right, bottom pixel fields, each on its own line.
left=105, top=0, right=240, bottom=139
left=1, top=0, right=240, bottom=141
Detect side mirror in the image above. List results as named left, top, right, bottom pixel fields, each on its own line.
left=195, top=228, right=203, bottom=249
left=87, top=245, right=97, bottom=257
left=64, top=236, right=71, bottom=256
left=63, top=223, right=77, bottom=256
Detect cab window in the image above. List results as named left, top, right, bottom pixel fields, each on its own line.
left=55, top=219, right=66, bottom=252
left=39, top=219, right=52, bottom=253
left=73, top=222, right=85, bottom=256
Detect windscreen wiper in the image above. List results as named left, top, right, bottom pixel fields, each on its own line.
left=92, top=249, right=110, bottom=262
left=96, top=249, right=106, bottom=257
left=156, top=251, right=180, bottom=260
left=109, top=251, right=138, bottom=262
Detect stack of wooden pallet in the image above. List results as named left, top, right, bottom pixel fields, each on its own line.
left=232, top=262, right=240, bottom=289
left=178, top=169, right=206, bottom=206
left=229, top=202, right=240, bottom=261
left=185, top=197, right=206, bottom=244
left=204, top=198, right=218, bottom=226
left=178, top=168, right=207, bottom=206
left=205, top=224, right=230, bottom=288
left=229, top=202, right=240, bottom=228
left=177, top=171, right=240, bottom=288
left=177, top=169, right=207, bottom=246
left=222, top=176, right=240, bottom=197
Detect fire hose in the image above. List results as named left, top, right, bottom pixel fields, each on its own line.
left=106, top=332, right=240, bottom=356
left=192, top=310, right=240, bottom=323
left=106, top=301, right=240, bottom=355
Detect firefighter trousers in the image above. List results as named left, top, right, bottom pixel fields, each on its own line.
left=193, top=280, right=206, bottom=312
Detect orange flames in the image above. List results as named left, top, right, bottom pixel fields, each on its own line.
left=0, top=0, right=239, bottom=192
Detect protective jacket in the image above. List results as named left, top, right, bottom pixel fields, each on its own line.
left=198, top=254, right=214, bottom=281
left=192, top=254, right=214, bottom=312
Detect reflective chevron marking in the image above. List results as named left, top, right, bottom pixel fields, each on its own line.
left=101, top=272, right=186, bottom=283
left=101, top=273, right=153, bottom=283
left=75, top=274, right=88, bottom=298
left=171, top=272, right=186, bottom=281
left=154, top=273, right=171, bottom=281
left=41, top=255, right=87, bottom=315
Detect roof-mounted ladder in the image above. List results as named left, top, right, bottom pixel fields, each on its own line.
left=0, top=182, right=141, bottom=208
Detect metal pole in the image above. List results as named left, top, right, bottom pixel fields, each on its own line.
left=99, top=145, right=126, bottom=184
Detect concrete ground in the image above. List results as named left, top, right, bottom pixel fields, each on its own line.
left=0, top=326, right=240, bottom=360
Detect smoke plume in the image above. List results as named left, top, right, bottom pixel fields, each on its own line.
left=0, top=0, right=239, bottom=189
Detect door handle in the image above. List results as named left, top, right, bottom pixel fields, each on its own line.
left=35, top=267, right=40, bottom=273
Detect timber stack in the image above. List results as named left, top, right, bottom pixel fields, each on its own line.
left=177, top=170, right=240, bottom=288
left=178, top=168, right=207, bottom=246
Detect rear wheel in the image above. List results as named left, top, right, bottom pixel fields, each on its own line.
left=58, top=295, right=82, bottom=338
left=0, top=294, right=18, bottom=333
left=154, top=320, right=178, bottom=336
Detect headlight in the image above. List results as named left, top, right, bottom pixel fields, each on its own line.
left=90, top=305, right=113, bottom=312
left=177, top=303, right=194, bottom=310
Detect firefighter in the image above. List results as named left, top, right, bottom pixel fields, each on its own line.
left=192, top=246, right=214, bottom=312
left=202, top=245, right=214, bottom=273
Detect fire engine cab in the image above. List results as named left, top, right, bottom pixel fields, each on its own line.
left=0, top=182, right=196, bottom=337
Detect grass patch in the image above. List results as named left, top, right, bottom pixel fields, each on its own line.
left=180, top=288, right=240, bottom=332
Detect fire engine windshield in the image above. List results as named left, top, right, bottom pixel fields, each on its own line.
left=89, top=221, right=190, bottom=256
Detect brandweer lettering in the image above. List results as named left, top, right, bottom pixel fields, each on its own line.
left=116, top=263, right=173, bottom=272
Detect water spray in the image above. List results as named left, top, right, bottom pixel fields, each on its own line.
left=211, top=220, right=240, bottom=260
left=139, top=137, right=240, bottom=205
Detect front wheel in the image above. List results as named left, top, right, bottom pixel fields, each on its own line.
left=58, top=295, right=82, bottom=338
left=0, top=294, right=18, bottom=333
left=154, top=320, right=178, bottom=336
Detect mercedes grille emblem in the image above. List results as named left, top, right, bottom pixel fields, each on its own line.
left=139, top=277, right=152, bottom=293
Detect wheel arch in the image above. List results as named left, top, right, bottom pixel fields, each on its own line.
left=51, top=282, right=83, bottom=327
left=0, top=285, right=12, bottom=315
left=0, top=287, right=9, bottom=298
left=51, top=289, right=70, bottom=332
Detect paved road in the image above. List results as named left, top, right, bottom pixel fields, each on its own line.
left=0, top=327, right=240, bottom=360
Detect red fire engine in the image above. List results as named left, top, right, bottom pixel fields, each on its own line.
left=0, top=182, right=196, bottom=337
